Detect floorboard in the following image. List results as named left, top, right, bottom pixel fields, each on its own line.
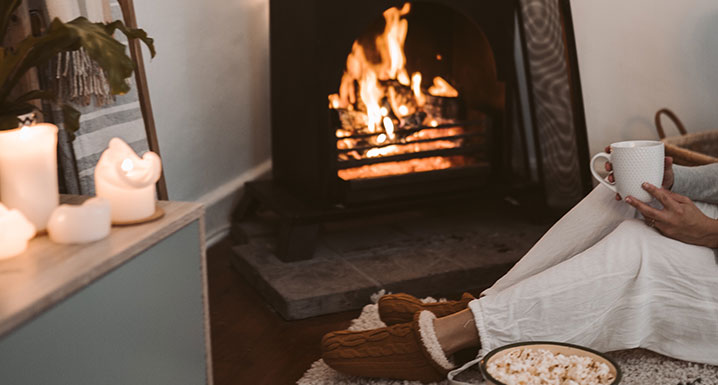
left=208, top=237, right=359, bottom=385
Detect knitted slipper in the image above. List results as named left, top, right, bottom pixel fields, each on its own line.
left=378, top=292, right=475, bottom=326
left=321, top=310, right=454, bottom=383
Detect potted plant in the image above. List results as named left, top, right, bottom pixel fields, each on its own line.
left=0, top=0, right=155, bottom=132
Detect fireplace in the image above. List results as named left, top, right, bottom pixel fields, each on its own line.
left=270, top=0, right=518, bottom=204
left=234, top=0, right=535, bottom=261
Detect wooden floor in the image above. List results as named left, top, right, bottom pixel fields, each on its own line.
left=207, top=237, right=360, bottom=385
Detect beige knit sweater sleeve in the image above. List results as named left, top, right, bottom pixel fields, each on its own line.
left=672, top=164, right=718, bottom=204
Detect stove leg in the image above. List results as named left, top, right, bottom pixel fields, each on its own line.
left=277, top=220, right=320, bottom=261
left=230, top=191, right=261, bottom=245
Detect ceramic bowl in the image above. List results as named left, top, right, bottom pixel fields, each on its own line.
left=479, top=341, right=622, bottom=385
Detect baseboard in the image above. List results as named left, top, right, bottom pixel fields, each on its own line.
left=197, top=159, right=272, bottom=247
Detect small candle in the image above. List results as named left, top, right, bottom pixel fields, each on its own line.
left=0, top=203, right=36, bottom=259
left=95, top=138, right=162, bottom=223
left=0, top=123, right=59, bottom=230
left=47, top=198, right=111, bottom=244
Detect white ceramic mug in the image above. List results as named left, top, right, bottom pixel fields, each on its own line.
left=590, top=140, right=664, bottom=202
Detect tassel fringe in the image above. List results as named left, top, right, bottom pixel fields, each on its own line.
left=54, top=47, right=115, bottom=107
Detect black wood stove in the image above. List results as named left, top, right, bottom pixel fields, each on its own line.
left=235, top=0, right=537, bottom=260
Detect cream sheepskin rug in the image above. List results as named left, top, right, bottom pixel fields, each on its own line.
left=298, top=292, right=718, bottom=385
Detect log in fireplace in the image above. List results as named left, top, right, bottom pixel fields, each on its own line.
left=235, top=0, right=569, bottom=260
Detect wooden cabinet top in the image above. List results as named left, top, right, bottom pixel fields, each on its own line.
left=0, top=197, right=204, bottom=337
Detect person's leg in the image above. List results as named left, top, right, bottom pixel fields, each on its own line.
left=465, top=217, right=718, bottom=364
left=433, top=308, right=479, bottom=355
left=482, top=185, right=635, bottom=297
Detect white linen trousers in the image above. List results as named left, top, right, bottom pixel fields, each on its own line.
left=469, top=185, right=718, bottom=364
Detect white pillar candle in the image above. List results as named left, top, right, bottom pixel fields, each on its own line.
left=95, top=138, right=162, bottom=223
left=0, top=203, right=36, bottom=259
left=47, top=197, right=111, bottom=244
left=0, top=123, right=59, bottom=230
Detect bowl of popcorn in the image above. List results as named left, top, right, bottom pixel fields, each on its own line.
left=479, top=341, right=621, bottom=385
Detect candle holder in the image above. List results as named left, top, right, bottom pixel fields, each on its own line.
left=95, top=138, right=162, bottom=224
left=0, top=122, right=59, bottom=231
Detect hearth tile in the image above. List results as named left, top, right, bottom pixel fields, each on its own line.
left=233, top=239, right=338, bottom=271
left=428, top=226, right=547, bottom=270
left=322, top=224, right=412, bottom=254
left=393, top=213, right=490, bottom=238
left=343, top=246, right=463, bottom=286
left=232, top=245, right=380, bottom=319
left=262, top=259, right=380, bottom=301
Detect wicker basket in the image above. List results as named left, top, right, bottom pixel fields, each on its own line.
left=655, top=108, right=718, bottom=166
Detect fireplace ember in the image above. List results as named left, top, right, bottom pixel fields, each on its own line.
left=328, top=2, right=485, bottom=180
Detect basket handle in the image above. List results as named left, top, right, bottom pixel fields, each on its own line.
left=655, top=108, right=687, bottom=139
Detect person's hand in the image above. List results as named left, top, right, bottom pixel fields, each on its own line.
left=625, top=183, right=718, bottom=248
left=604, top=145, right=675, bottom=200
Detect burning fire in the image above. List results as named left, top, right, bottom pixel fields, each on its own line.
left=329, top=3, right=468, bottom=180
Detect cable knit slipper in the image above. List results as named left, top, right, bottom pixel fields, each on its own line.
left=321, top=310, right=454, bottom=383
left=378, top=292, right=475, bottom=326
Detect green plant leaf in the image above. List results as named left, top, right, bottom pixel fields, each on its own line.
left=0, top=0, right=22, bottom=43
left=12, top=89, right=55, bottom=104
left=0, top=17, right=139, bottom=104
left=59, top=17, right=136, bottom=95
left=61, top=103, right=81, bottom=136
left=104, top=20, right=156, bottom=58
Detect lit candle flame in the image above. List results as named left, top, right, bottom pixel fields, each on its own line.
left=121, top=158, right=134, bottom=173
left=430, top=120, right=438, bottom=127
left=398, top=105, right=409, bottom=116
left=377, top=133, right=387, bottom=143
left=380, top=107, right=389, bottom=116
left=18, top=125, right=31, bottom=141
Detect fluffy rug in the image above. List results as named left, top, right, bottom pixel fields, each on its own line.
left=298, top=293, right=717, bottom=385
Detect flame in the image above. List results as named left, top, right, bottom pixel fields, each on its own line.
left=328, top=94, right=342, bottom=109
left=360, top=70, right=383, bottom=132
left=383, top=117, right=395, bottom=139
left=397, top=71, right=410, bottom=86
left=329, top=3, right=469, bottom=180
left=411, top=72, right=425, bottom=107
left=367, top=145, right=398, bottom=158
left=380, top=3, right=411, bottom=79
left=336, top=3, right=412, bottom=113
left=428, top=76, right=458, bottom=97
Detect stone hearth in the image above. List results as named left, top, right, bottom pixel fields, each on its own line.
left=231, top=197, right=552, bottom=320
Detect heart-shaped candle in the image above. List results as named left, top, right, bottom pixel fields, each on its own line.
left=95, top=138, right=162, bottom=223
left=0, top=203, right=36, bottom=259
left=47, top=197, right=111, bottom=244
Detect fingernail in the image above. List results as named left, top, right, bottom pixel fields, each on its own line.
left=642, top=182, right=651, bottom=189
left=625, top=197, right=632, bottom=203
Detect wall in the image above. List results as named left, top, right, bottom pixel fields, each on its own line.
left=571, top=0, right=718, bottom=157
left=133, top=0, right=272, bottom=244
